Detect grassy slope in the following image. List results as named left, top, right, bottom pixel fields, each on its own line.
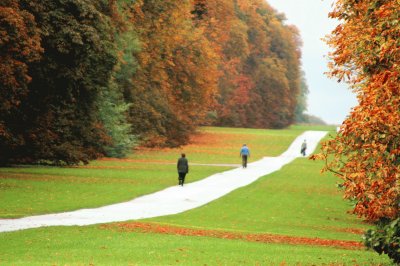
left=147, top=158, right=367, bottom=241
left=0, top=165, right=229, bottom=218
left=0, top=226, right=391, bottom=265
left=125, top=125, right=327, bottom=164
left=0, top=125, right=392, bottom=264
left=0, top=126, right=307, bottom=218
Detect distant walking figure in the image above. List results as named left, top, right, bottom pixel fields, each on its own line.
left=300, top=140, right=307, bottom=156
left=177, top=153, right=189, bottom=186
left=240, top=144, right=250, bottom=168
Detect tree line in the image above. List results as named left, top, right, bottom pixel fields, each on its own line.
left=0, top=0, right=306, bottom=165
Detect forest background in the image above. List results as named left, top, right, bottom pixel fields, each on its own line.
left=1, top=0, right=399, bottom=262
left=0, top=0, right=309, bottom=165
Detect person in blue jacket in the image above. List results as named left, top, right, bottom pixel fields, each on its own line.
left=240, top=144, right=250, bottom=168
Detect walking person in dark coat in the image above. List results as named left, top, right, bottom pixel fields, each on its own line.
left=300, top=140, right=307, bottom=156
left=177, top=153, right=189, bottom=186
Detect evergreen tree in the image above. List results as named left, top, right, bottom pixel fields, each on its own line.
left=97, top=81, right=136, bottom=158
left=295, top=71, right=310, bottom=123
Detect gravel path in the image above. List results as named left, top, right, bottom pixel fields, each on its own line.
left=0, top=131, right=327, bottom=233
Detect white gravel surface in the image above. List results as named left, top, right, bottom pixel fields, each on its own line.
left=0, top=130, right=327, bottom=233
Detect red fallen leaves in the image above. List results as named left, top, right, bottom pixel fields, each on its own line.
left=97, top=158, right=171, bottom=164
left=0, top=172, right=139, bottom=185
left=101, top=222, right=364, bottom=250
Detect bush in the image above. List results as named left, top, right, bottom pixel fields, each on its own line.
left=364, top=218, right=400, bottom=264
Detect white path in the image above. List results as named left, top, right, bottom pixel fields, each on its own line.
left=0, top=131, right=327, bottom=233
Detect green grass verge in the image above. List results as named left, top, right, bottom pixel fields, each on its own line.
left=0, top=125, right=331, bottom=218
left=147, top=158, right=369, bottom=242
left=0, top=165, right=230, bottom=218
left=0, top=125, right=392, bottom=264
left=125, top=125, right=336, bottom=164
left=0, top=226, right=392, bottom=265
left=144, top=132, right=366, bottom=242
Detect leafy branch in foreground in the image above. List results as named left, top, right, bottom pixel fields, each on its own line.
left=312, top=0, right=399, bottom=263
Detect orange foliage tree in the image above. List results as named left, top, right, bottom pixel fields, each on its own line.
left=0, top=0, right=121, bottom=165
left=314, top=0, right=399, bottom=222
left=193, top=0, right=252, bottom=126
left=194, top=0, right=302, bottom=128
left=0, top=0, right=42, bottom=141
left=127, top=0, right=219, bottom=147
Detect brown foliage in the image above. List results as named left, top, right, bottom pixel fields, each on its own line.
left=0, top=0, right=42, bottom=138
left=127, top=0, right=219, bottom=147
left=313, top=0, right=400, bottom=222
left=195, top=0, right=302, bottom=128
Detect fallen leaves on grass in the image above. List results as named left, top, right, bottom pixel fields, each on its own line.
left=101, top=222, right=364, bottom=250
left=78, top=164, right=171, bottom=170
left=97, top=158, right=172, bottom=164
left=0, top=173, right=139, bottom=185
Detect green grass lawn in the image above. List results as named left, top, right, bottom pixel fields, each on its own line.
left=125, top=125, right=335, bottom=164
left=142, top=133, right=371, bottom=242
left=0, top=165, right=230, bottom=218
left=0, top=125, right=392, bottom=265
left=0, top=126, right=324, bottom=218
left=0, top=225, right=391, bottom=265
left=146, top=159, right=369, bottom=242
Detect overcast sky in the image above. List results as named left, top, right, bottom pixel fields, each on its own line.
left=267, top=0, right=357, bottom=125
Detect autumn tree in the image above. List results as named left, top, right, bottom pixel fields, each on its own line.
left=0, top=0, right=119, bottom=165
left=127, top=0, right=219, bottom=147
left=0, top=0, right=305, bottom=163
left=314, top=0, right=400, bottom=262
left=194, top=0, right=302, bottom=128
left=0, top=0, right=42, bottom=163
left=242, top=2, right=302, bottom=128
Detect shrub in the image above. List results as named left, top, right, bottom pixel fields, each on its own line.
left=364, top=218, right=400, bottom=264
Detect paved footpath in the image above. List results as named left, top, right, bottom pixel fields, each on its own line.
left=0, top=131, right=327, bottom=233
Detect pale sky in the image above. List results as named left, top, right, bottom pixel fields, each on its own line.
left=267, top=0, right=357, bottom=125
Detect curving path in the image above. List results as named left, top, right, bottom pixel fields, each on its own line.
left=0, top=131, right=327, bottom=233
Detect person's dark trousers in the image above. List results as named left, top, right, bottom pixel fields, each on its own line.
left=242, top=155, right=248, bottom=168
left=178, top=172, right=186, bottom=186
